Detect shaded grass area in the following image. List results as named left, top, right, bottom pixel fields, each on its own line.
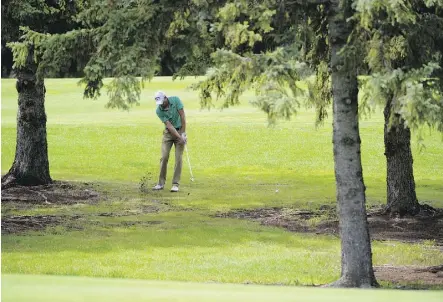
left=3, top=274, right=443, bottom=302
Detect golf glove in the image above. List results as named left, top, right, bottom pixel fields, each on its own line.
left=181, top=132, right=187, bottom=144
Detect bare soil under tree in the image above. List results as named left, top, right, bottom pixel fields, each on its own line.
left=1, top=181, right=442, bottom=287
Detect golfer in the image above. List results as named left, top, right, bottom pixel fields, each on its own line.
left=152, top=91, right=187, bottom=192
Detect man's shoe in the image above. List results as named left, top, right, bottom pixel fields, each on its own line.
left=170, top=184, right=179, bottom=192
left=153, top=184, right=164, bottom=190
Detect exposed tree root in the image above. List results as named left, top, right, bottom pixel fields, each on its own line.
left=324, top=277, right=379, bottom=288
left=383, top=202, right=440, bottom=218
left=1, top=172, right=53, bottom=190
left=1, top=180, right=100, bottom=205
left=1, top=173, right=18, bottom=190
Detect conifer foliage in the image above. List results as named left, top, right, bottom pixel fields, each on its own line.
left=354, top=0, right=443, bottom=216
left=5, top=0, right=443, bottom=286
left=2, top=0, right=85, bottom=188
left=185, top=0, right=379, bottom=287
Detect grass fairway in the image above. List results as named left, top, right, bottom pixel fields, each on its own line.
left=2, top=77, right=443, bottom=292
left=3, top=274, right=443, bottom=302
left=2, top=77, right=443, bottom=209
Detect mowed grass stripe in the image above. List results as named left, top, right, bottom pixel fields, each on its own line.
left=2, top=274, right=443, bottom=302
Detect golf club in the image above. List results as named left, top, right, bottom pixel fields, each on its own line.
left=185, top=145, right=195, bottom=182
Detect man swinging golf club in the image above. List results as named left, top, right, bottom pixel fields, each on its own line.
left=152, top=91, right=187, bottom=192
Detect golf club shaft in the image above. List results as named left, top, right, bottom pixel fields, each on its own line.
left=185, top=145, right=194, bottom=180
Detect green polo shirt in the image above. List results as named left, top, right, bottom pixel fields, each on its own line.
left=156, top=96, right=184, bottom=129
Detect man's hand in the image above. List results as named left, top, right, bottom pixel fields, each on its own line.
left=181, top=132, right=187, bottom=145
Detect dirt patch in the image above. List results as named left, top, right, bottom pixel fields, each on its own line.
left=374, top=265, right=443, bottom=287
left=1, top=214, right=83, bottom=234
left=217, top=206, right=339, bottom=235
left=1, top=181, right=102, bottom=205
left=95, top=206, right=162, bottom=217
left=105, top=220, right=164, bottom=228
left=215, top=206, right=443, bottom=244
left=1, top=179, right=171, bottom=235
left=1, top=211, right=164, bottom=235
left=367, top=211, right=443, bottom=244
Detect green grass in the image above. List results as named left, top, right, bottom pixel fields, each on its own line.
left=4, top=274, right=443, bottom=302
left=1, top=213, right=340, bottom=284
left=2, top=212, right=442, bottom=284
left=2, top=77, right=443, bottom=291
left=2, top=77, right=442, bottom=209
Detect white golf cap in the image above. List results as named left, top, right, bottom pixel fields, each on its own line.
left=154, top=91, right=166, bottom=105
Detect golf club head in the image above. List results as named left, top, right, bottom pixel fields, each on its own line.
left=190, top=177, right=195, bottom=182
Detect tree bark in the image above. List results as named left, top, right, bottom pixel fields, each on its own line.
left=327, top=0, right=378, bottom=288
left=383, top=99, right=420, bottom=217
left=1, top=46, right=52, bottom=189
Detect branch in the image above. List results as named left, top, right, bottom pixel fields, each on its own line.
left=292, top=0, right=330, bottom=5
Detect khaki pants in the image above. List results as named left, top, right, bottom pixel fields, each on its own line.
left=158, top=129, right=184, bottom=186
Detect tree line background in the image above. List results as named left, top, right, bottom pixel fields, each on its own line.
left=1, top=1, right=195, bottom=78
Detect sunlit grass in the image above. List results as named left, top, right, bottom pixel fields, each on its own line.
left=2, top=77, right=443, bottom=206
left=3, top=274, right=443, bottom=302
left=2, top=77, right=442, bottom=209
left=1, top=77, right=443, bottom=288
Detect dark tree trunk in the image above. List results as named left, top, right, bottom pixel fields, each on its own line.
left=1, top=46, right=52, bottom=189
left=327, top=0, right=378, bottom=288
left=383, top=99, right=420, bottom=216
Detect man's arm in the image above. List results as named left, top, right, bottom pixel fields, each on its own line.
left=165, top=120, right=185, bottom=144
left=178, top=109, right=186, bottom=133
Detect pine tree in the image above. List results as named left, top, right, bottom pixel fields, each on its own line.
left=4, top=0, right=218, bottom=190
left=354, top=0, right=443, bottom=216
left=2, top=0, right=86, bottom=188
left=1, top=0, right=84, bottom=77
left=189, top=0, right=378, bottom=287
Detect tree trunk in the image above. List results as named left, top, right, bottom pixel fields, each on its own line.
left=327, top=0, right=378, bottom=288
left=383, top=99, right=420, bottom=216
left=1, top=46, right=52, bottom=189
